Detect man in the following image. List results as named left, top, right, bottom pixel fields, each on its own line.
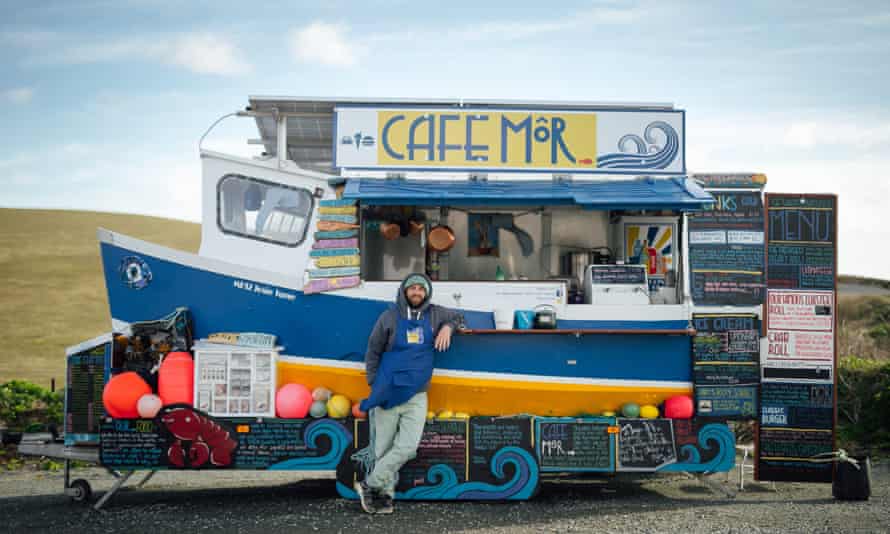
left=355, top=273, right=461, bottom=514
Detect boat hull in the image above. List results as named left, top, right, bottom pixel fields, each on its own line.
left=100, top=232, right=693, bottom=417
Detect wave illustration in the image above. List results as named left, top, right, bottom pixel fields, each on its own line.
left=268, top=419, right=352, bottom=470
left=659, top=423, right=736, bottom=473
left=597, top=121, right=680, bottom=170
left=336, top=446, right=539, bottom=501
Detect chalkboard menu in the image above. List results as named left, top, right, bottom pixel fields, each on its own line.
left=100, top=418, right=167, bottom=468
left=692, top=314, right=759, bottom=419
left=688, top=190, right=765, bottom=305
left=617, top=419, right=676, bottom=471
left=535, top=417, right=615, bottom=472
left=101, top=407, right=351, bottom=470
left=766, top=195, right=836, bottom=289
left=758, top=193, right=837, bottom=483
left=231, top=418, right=350, bottom=469
left=65, top=340, right=108, bottom=445
left=340, top=416, right=537, bottom=499
left=589, top=265, right=646, bottom=285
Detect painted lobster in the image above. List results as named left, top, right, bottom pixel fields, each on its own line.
left=160, top=407, right=237, bottom=468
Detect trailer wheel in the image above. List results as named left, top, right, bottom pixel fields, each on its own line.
left=68, top=479, right=92, bottom=503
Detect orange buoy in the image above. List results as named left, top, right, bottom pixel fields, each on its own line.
left=103, top=372, right=152, bottom=418
left=158, top=351, right=194, bottom=406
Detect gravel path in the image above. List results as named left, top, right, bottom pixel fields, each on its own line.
left=0, top=463, right=886, bottom=533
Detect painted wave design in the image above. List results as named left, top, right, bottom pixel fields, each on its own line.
left=596, top=121, right=680, bottom=170
left=336, top=446, right=538, bottom=500
left=659, top=423, right=735, bottom=473
left=268, top=419, right=352, bottom=470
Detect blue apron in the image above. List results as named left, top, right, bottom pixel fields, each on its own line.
left=360, top=313, right=435, bottom=412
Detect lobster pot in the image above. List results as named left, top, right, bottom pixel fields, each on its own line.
left=192, top=344, right=278, bottom=418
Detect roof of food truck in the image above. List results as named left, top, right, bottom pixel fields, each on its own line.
left=246, top=95, right=677, bottom=173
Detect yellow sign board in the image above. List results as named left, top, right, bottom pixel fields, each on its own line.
left=375, top=110, right=597, bottom=169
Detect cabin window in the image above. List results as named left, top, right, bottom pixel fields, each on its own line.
left=217, top=174, right=313, bottom=247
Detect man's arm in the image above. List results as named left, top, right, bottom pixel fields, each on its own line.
left=364, top=311, right=392, bottom=385
left=432, top=305, right=463, bottom=352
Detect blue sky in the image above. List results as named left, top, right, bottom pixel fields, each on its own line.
left=3, top=0, right=889, bottom=278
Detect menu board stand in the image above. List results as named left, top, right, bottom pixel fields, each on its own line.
left=757, top=194, right=838, bottom=483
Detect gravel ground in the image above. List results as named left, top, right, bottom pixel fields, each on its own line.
left=0, top=462, right=887, bottom=533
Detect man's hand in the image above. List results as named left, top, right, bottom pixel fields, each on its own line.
left=434, top=324, right=453, bottom=352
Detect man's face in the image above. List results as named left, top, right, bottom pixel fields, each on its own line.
left=405, top=284, right=427, bottom=307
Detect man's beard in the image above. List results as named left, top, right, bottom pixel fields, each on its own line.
left=408, top=295, right=424, bottom=307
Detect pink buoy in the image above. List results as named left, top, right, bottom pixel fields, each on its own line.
left=276, top=384, right=313, bottom=418
left=664, top=395, right=694, bottom=419
left=137, top=393, right=163, bottom=418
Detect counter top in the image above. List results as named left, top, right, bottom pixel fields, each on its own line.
left=459, top=327, right=696, bottom=336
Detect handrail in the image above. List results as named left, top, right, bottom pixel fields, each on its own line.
left=460, top=328, right=696, bottom=336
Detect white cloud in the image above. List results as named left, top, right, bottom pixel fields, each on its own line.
left=26, top=31, right=251, bottom=76
left=289, top=22, right=357, bottom=67
left=2, top=88, right=34, bottom=103
left=167, top=33, right=251, bottom=76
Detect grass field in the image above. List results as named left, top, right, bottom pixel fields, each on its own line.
left=1, top=208, right=887, bottom=387
left=0, top=209, right=199, bottom=386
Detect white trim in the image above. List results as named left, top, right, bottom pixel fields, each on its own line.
left=65, top=332, right=113, bottom=356
left=248, top=95, right=675, bottom=111
left=277, top=355, right=692, bottom=390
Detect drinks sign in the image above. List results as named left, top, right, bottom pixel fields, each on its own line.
left=334, top=106, right=685, bottom=174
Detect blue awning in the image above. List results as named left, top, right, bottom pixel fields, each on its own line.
left=343, top=176, right=714, bottom=210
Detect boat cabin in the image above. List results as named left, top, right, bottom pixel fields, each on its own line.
left=198, top=97, right=714, bottom=327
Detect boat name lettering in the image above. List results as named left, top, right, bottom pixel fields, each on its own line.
left=233, top=279, right=296, bottom=301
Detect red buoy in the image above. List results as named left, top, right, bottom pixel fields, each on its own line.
left=664, top=395, right=694, bottom=419
left=158, top=351, right=194, bottom=406
left=103, top=372, right=152, bottom=418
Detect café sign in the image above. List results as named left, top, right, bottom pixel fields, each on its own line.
left=334, top=106, right=685, bottom=174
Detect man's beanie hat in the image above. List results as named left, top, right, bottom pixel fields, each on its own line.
left=403, top=273, right=431, bottom=294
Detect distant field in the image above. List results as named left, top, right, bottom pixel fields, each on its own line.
left=1, top=208, right=887, bottom=386
left=0, top=209, right=199, bottom=386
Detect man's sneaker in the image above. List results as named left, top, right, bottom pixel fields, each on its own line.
left=376, top=493, right=394, bottom=514
left=354, top=481, right=378, bottom=514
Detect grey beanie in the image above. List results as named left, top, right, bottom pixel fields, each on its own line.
left=403, top=273, right=431, bottom=294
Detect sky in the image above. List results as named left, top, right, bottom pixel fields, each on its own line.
left=2, top=0, right=889, bottom=279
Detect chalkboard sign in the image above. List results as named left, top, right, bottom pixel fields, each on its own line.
left=589, top=265, right=646, bottom=285
left=759, top=194, right=837, bottom=483
left=765, top=195, right=836, bottom=290
left=535, top=417, right=615, bottom=472
left=617, top=419, right=676, bottom=471
left=65, top=340, right=108, bottom=445
left=339, top=416, right=538, bottom=500
left=100, top=418, right=167, bottom=468
left=101, top=407, right=351, bottom=471
left=692, top=314, right=759, bottom=419
left=688, top=191, right=765, bottom=305
left=231, top=418, right=351, bottom=469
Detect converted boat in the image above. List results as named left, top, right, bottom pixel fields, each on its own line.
left=99, top=96, right=734, bottom=417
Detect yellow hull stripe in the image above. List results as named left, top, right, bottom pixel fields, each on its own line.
left=277, top=360, right=691, bottom=417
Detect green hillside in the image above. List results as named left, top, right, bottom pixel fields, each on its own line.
left=0, top=209, right=199, bottom=386
left=1, top=208, right=887, bottom=387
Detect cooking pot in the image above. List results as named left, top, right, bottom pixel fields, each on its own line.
left=428, top=224, right=456, bottom=252
left=533, top=304, right=557, bottom=330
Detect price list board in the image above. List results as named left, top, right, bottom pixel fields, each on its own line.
left=341, top=416, right=537, bottom=498
left=692, top=314, right=759, bottom=419
left=535, top=417, right=615, bottom=473
left=758, top=194, right=837, bottom=483
left=688, top=190, right=765, bottom=305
